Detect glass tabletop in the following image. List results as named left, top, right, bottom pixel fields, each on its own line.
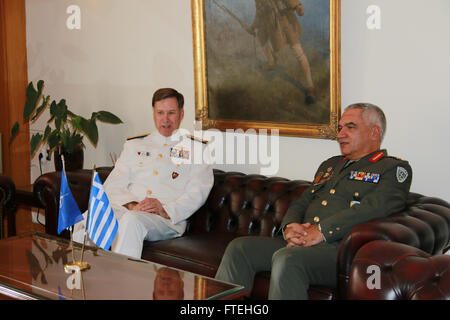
left=0, top=232, right=245, bottom=300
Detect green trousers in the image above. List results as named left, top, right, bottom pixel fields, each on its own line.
left=215, top=236, right=339, bottom=300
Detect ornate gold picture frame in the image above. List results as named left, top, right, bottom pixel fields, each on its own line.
left=192, top=0, right=341, bottom=139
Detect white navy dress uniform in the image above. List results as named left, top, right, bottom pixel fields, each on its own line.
left=74, top=130, right=214, bottom=259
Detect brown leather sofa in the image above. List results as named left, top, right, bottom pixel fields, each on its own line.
left=33, top=168, right=450, bottom=300
left=349, top=240, right=450, bottom=299
left=0, top=174, right=16, bottom=239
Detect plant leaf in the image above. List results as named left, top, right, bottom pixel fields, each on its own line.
left=53, top=99, right=68, bottom=129
left=55, top=117, right=62, bottom=131
left=30, top=133, right=43, bottom=155
left=23, top=82, right=39, bottom=120
left=36, top=80, right=44, bottom=92
left=82, top=120, right=99, bottom=146
left=9, top=122, right=19, bottom=145
left=67, top=110, right=77, bottom=118
left=60, top=129, right=71, bottom=153
left=31, top=95, right=50, bottom=121
left=47, top=130, right=60, bottom=151
left=71, top=116, right=83, bottom=132
left=43, top=125, right=52, bottom=141
left=49, top=100, right=58, bottom=117
left=96, top=111, right=123, bottom=124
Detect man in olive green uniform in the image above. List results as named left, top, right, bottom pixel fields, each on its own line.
left=215, top=103, right=412, bottom=299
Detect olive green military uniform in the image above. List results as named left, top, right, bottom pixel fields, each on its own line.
left=215, top=150, right=412, bottom=299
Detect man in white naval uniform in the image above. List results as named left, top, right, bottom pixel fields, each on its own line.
left=74, top=88, right=214, bottom=259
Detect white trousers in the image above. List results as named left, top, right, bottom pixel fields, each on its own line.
left=111, top=210, right=179, bottom=259
left=73, top=206, right=179, bottom=259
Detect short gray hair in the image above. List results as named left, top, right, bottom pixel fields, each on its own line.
left=345, top=103, right=386, bottom=142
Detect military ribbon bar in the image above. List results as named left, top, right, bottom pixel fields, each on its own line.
left=348, top=171, right=380, bottom=183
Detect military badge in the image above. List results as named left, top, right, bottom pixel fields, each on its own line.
left=170, top=146, right=190, bottom=160
left=137, top=151, right=150, bottom=157
left=396, top=167, right=408, bottom=183
left=313, top=172, right=324, bottom=184
left=349, top=171, right=380, bottom=183
left=350, top=200, right=360, bottom=207
left=170, top=139, right=194, bottom=166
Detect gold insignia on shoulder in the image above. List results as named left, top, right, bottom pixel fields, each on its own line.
left=127, top=133, right=151, bottom=141
left=185, top=134, right=208, bottom=144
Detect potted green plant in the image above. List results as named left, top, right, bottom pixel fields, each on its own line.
left=9, top=80, right=123, bottom=171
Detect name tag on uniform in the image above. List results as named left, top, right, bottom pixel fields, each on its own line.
left=348, top=171, right=380, bottom=183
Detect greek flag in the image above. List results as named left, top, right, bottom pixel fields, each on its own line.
left=87, top=171, right=118, bottom=250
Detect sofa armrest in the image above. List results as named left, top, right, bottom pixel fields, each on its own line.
left=337, top=193, right=450, bottom=298
left=347, top=240, right=450, bottom=300
left=0, top=174, right=15, bottom=209
left=0, top=174, right=16, bottom=239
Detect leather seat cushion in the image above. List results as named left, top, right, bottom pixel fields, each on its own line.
left=142, top=232, right=238, bottom=278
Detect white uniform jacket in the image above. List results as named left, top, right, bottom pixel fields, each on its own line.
left=103, top=130, right=214, bottom=235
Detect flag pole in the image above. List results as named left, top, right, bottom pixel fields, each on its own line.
left=62, top=153, right=90, bottom=273
left=79, top=165, right=96, bottom=266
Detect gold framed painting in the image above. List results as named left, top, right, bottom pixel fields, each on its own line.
left=192, top=0, right=341, bottom=139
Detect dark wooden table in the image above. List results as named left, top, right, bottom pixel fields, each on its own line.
left=0, top=232, right=248, bottom=300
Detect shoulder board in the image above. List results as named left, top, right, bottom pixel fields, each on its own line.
left=318, top=155, right=343, bottom=169
left=321, top=155, right=344, bottom=165
left=387, top=155, right=407, bottom=162
left=369, top=151, right=385, bottom=162
left=185, top=134, right=208, bottom=144
left=127, top=133, right=150, bottom=141
left=328, top=155, right=345, bottom=163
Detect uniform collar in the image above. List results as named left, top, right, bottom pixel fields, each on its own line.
left=342, top=149, right=387, bottom=163
left=149, top=129, right=185, bottom=146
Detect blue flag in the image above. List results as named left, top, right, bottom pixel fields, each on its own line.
left=87, top=171, right=118, bottom=250
left=58, top=170, right=83, bottom=234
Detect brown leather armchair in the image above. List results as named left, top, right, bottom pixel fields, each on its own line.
left=34, top=168, right=450, bottom=299
left=0, top=174, right=16, bottom=239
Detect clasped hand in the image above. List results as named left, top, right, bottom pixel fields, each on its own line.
left=284, top=222, right=324, bottom=247
left=125, top=198, right=170, bottom=219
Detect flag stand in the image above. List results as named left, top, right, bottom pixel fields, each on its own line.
left=78, top=165, right=96, bottom=269
left=64, top=260, right=91, bottom=273
left=61, top=154, right=91, bottom=272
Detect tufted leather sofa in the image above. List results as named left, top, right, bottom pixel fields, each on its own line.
left=348, top=240, right=450, bottom=299
left=33, top=168, right=450, bottom=300
left=0, top=174, right=16, bottom=239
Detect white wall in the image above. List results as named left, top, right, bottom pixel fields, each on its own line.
left=25, top=0, right=450, bottom=202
